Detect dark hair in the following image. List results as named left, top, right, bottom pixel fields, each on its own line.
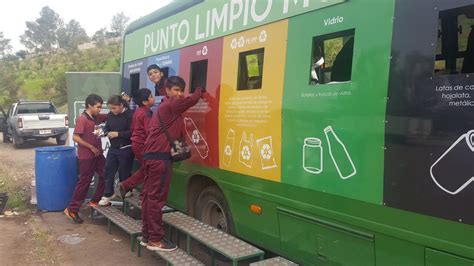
left=135, top=88, right=152, bottom=106
left=166, top=76, right=186, bottom=90
left=147, top=64, right=161, bottom=73
left=107, top=95, right=130, bottom=109
left=85, top=94, right=103, bottom=108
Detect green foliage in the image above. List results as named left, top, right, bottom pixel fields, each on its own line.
left=0, top=43, right=121, bottom=109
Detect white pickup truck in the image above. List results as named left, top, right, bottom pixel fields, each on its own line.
left=2, top=100, right=68, bottom=147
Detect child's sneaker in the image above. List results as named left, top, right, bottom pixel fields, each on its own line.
left=98, top=196, right=112, bottom=206
left=140, top=238, right=148, bottom=247
left=64, top=208, right=83, bottom=224
left=147, top=239, right=177, bottom=252
left=87, top=200, right=99, bottom=207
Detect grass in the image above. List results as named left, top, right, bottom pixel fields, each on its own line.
left=32, top=228, right=56, bottom=263
left=0, top=160, right=32, bottom=212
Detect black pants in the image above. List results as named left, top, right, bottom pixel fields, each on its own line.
left=104, top=147, right=134, bottom=197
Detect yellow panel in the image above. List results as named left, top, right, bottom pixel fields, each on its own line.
left=219, top=20, right=288, bottom=182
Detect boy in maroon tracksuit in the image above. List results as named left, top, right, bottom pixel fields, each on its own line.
left=142, top=76, right=203, bottom=251
left=64, top=94, right=107, bottom=224
left=118, top=88, right=155, bottom=197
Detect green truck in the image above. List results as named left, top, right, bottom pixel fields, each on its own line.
left=118, top=0, right=473, bottom=264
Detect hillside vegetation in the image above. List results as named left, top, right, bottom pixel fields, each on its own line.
left=0, top=43, right=121, bottom=111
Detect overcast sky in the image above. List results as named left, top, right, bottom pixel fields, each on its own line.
left=0, top=0, right=172, bottom=51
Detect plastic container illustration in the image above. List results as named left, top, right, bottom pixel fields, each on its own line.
left=222, top=129, right=235, bottom=167
left=430, top=130, right=474, bottom=195
left=303, top=137, right=323, bottom=174
left=239, top=131, right=254, bottom=168
left=256, top=136, right=277, bottom=170
left=324, top=126, right=357, bottom=179
left=184, top=117, right=209, bottom=159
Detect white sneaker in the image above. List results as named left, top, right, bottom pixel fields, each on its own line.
left=124, top=191, right=133, bottom=198
left=98, top=196, right=112, bottom=206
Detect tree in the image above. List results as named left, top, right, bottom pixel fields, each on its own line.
left=0, top=32, right=12, bottom=57
left=110, top=12, right=129, bottom=37
left=20, top=6, right=63, bottom=53
left=0, top=61, right=23, bottom=105
left=58, top=20, right=90, bottom=51
left=92, top=28, right=107, bottom=47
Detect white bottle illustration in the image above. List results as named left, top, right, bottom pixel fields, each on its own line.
left=324, top=126, right=357, bottom=179
left=239, top=132, right=254, bottom=168
left=222, top=129, right=235, bottom=167
left=184, top=117, right=209, bottom=159
left=256, top=136, right=277, bottom=170
left=303, top=137, right=323, bottom=174
left=430, top=130, right=474, bottom=195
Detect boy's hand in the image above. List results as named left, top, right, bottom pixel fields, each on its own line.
left=90, top=146, right=101, bottom=157
left=107, top=131, right=119, bottom=139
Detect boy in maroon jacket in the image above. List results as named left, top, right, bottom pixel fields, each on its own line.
left=64, top=94, right=107, bottom=224
left=118, top=88, right=155, bottom=197
left=142, top=76, right=203, bottom=251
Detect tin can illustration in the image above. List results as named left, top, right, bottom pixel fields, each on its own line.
left=430, top=130, right=474, bottom=195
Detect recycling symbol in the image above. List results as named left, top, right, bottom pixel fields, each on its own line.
left=224, top=145, right=232, bottom=156
left=238, top=36, right=245, bottom=48
left=230, top=39, right=238, bottom=49
left=260, top=144, right=272, bottom=160
left=259, top=30, right=267, bottom=43
left=202, top=45, right=208, bottom=55
left=241, top=145, right=251, bottom=161
left=192, top=130, right=200, bottom=144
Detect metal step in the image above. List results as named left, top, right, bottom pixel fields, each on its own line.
left=250, top=256, right=299, bottom=266
left=123, top=193, right=174, bottom=213
left=137, top=236, right=204, bottom=265
left=163, top=211, right=264, bottom=264
left=92, top=205, right=142, bottom=252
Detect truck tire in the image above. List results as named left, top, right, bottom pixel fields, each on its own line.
left=195, top=186, right=235, bottom=235
left=12, top=133, right=24, bottom=148
left=2, top=130, right=10, bottom=143
left=56, top=136, right=66, bottom=145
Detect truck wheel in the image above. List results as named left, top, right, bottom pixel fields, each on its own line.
left=195, top=186, right=234, bottom=235
left=56, top=136, right=66, bottom=145
left=12, top=133, right=24, bottom=148
left=2, top=130, right=9, bottom=143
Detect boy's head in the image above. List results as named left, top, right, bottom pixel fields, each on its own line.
left=166, top=76, right=186, bottom=98
left=85, top=94, right=103, bottom=115
left=147, top=64, right=162, bottom=84
left=135, top=88, right=155, bottom=107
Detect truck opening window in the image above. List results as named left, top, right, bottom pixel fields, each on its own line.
left=434, top=4, right=474, bottom=75
left=238, top=48, right=265, bottom=90
left=310, top=29, right=355, bottom=85
left=18, top=103, right=55, bottom=114
left=190, top=59, right=208, bottom=93
left=130, top=73, right=140, bottom=99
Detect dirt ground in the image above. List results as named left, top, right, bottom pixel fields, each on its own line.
left=0, top=135, right=163, bottom=265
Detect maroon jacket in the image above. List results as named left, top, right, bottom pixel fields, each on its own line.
left=130, top=106, right=152, bottom=144
left=144, top=88, right=202, bottom=156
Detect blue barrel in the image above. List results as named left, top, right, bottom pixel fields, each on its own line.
left=35, top=146, right=77, bottom=211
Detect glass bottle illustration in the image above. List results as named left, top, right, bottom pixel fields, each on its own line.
left=184, top=117, right=209, bottom=159
left=222, top=129, right=235, bottom=167
left=303, top=137, right=323, bottom=174
left=324, top=126, right=357, bottom=179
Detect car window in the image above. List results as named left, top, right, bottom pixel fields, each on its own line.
left=17, top=103, right=56, bottom=114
